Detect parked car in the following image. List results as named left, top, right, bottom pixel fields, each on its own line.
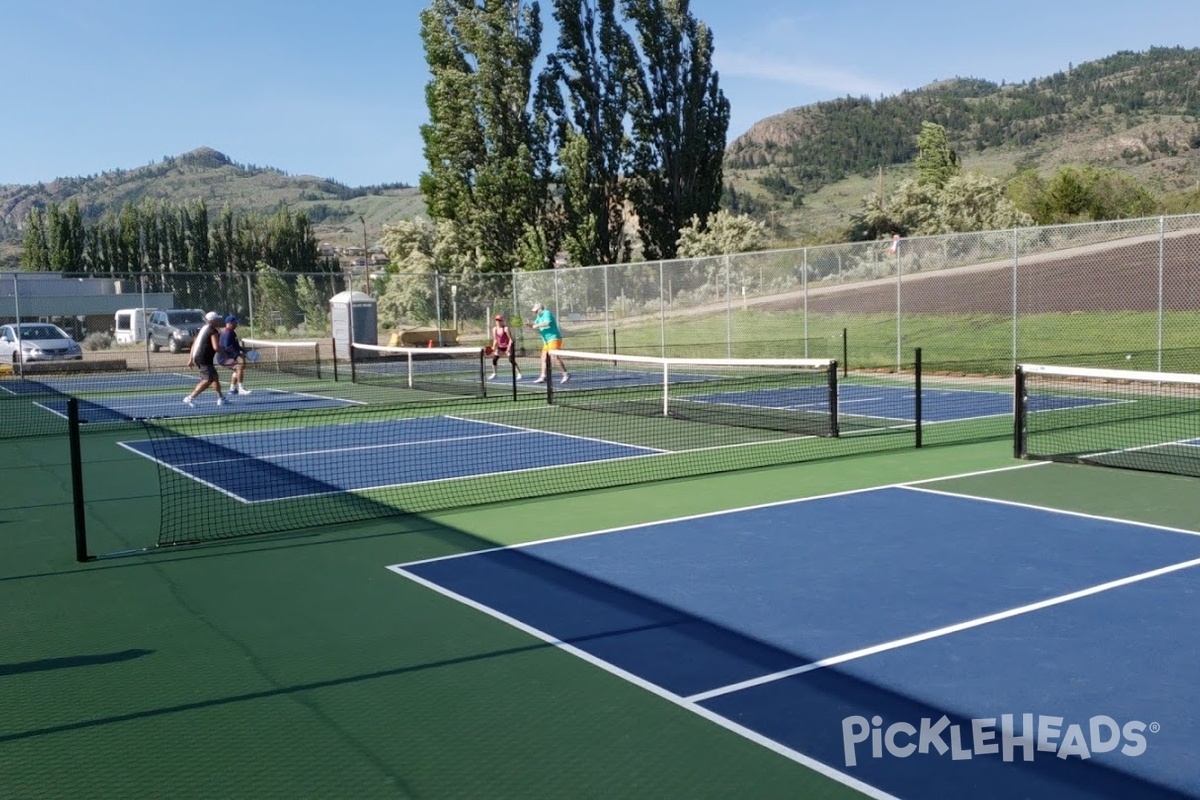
left=0, top=322, right=84, bottom=363
left=148, top=309, right=207, bottom=353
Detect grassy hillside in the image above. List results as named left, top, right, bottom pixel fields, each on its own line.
left=0, top=147, right=425, bottom=269
left=724, top=47, right=1200, bottom=242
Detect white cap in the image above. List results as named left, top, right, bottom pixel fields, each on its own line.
left=204, top=311, right=220, bottom=322
left=531, top=302, right=543, bottom=312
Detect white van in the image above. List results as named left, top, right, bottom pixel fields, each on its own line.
left=114, top=308, right=154, bottom=345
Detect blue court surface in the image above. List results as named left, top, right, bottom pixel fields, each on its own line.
left=533, top=367, right=1113, bottom=425
left=35, top=387, right=357, bottom=422
left=120, top=415, right=662, bottom=502
left=390, top=485, right=1200, bottom=799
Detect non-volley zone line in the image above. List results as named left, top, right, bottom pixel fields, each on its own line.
left=33, top=387, right=361, bottom=422
left=120, top=414, right=665, bottom=503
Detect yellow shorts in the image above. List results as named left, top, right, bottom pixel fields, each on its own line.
left=542, top=339, right=563, bottom=353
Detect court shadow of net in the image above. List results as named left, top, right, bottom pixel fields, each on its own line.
left=397, top=545, right=1188, bottom=800
left=0, top=649, right=153, bottom=677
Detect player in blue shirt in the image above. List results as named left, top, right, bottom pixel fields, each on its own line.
left=217, top=315, right=252, bottom=396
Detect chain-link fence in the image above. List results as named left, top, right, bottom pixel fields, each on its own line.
left=4, top=213, right=1200, bottom=375
left=508, top=212, right=1200, bottom=374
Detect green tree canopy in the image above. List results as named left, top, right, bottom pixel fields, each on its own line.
left=623, top=0, right=730, bottom=261
left=419, top=0, right=554, bottom=273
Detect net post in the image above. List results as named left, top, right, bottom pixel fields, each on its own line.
left=842, top=328, right=849, bottom=377
left=68, top=398, right=91, bottom=563
left=828, top=360, right=839, bottom=437
left=545, top=350, right=554, bottom=405
left=611, top=329, right=617, bottom=355
left=406, top=351, right=414, bottom=389
left=314, top=342, right=322, bottom=380
left=662, top=361, right=670, bottom=417
left=1013, top=364, right=1027, bottom=458
left=349, top=339, right=358, bottom=382
left=478, top=348, right=486, bottom=398
left=913, top=347, right=923, bottom=449
left=332, top=337, right=340, bottom=382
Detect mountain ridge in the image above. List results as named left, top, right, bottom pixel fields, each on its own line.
left=3, top=46, right=1200, bottom=267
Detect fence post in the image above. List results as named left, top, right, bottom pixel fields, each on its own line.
left=1011, top=228, right=1019, bottom=369
left=1158, top=216, right=1165, bottom=372
left=802, top=249, right=809, bottom=358
left=659, top=261, right=666, bottom=358
left=724, top=255, right=732, bottom=358
left=246, top=273, right=255, bottom=340
left=895, top=242, right=902, bottom=373
left=434, top=272, right=443, bottom=346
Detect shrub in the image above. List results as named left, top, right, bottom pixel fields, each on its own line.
left=83, top=331, right=113, bottom=351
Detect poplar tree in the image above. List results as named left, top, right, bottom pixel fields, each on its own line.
left=622, top=0, right=729, bottom=261
left=540, top=0, right=637, bottom=266
left=419, top=0, right=552, bottom=272
left=20, top=209, right=51, bottom=271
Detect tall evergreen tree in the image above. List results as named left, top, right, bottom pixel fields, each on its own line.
left=915, top=121, right=960, bottom=189
left=20, top=209, right=51, bottom=272
left=622, top=0, right=729, bottom=261
left=419, top=0, right=553, bottom=273
left=541, top=0, right=637, bottom=266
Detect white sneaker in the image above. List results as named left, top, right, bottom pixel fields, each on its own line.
left=216, top=395, right=225, bottom=407
left=533, top=376, right=546, bottom=384
left=560, top=373, right=570, bottom=384
left=488, top=372, right=497, bottom=381
left=236, top=386, right=252, bottom=395
left=182, top=395, right=194, bottom=406
left=515, top=371, right=523, bottom=380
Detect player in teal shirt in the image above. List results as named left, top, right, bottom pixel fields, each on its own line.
left=527, top=302, right=569, bottom=384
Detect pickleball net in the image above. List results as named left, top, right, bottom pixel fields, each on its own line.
left=69, top=351, right=933, bottom=557
left=240, top=338, right=323, bottom=379
left=541, top=349, right=840, bottom=436
left=350, top=342, right=488, bottom=398
left=1015, top=363, right=1200, bottom=478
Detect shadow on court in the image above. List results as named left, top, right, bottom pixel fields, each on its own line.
left=0, top=649, right=154, bottom=677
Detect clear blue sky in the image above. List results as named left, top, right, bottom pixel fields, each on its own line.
left=2, top=0, right=1195, bottom=188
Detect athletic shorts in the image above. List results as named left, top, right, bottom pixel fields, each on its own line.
left=542, top=339, right=563, bottom=353
left=197, top=364, right=218, bottom=380
left=216, top=355, right=240, bottom=367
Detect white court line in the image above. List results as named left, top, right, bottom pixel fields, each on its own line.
left=123, top=415, right=668, bottom=505
left=444, top=414, right=667, bottom=454
left=899, top=484, right=1200, bottom=538
left=687, top=553, right=1200, bottom=702
left=167, top=429, right=537, bottom=468
left=388, top=564, right=899, bottom=800
left=119, top=440, right=250, bottom=503
left=390, top=461, right=1048, bottom=569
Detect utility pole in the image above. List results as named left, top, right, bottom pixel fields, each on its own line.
left=359, top=215, right=370, bottom=295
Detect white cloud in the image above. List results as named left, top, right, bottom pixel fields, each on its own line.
left=716, top=49, right=900, bottom=98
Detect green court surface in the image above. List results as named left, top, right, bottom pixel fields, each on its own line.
left=3, top=426, right=1199, bottom=797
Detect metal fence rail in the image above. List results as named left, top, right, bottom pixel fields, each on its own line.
left=4, top=213, right=1199, bottom=375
